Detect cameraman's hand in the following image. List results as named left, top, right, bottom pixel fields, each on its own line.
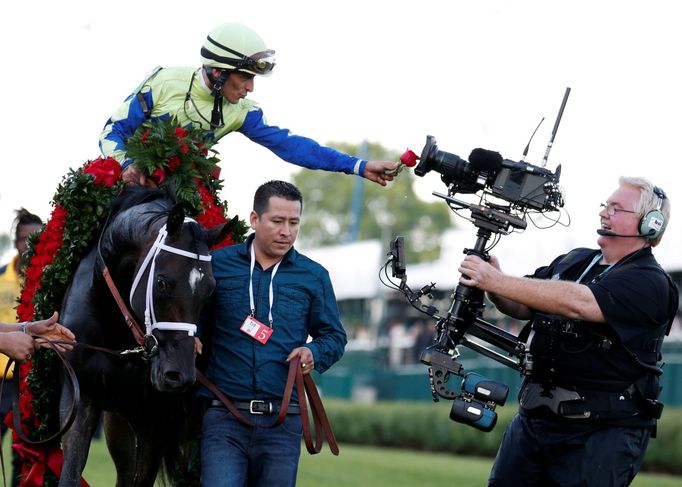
left=487, top=255, right=502, bottom=271
left=458, top=255, right=500, bottom=291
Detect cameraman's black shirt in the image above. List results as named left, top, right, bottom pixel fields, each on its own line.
left=526, top=247, right=672, bottom=396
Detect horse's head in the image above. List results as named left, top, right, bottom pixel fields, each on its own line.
left=124, top=200, right=236, bottom=393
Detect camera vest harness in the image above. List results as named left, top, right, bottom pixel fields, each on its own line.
left=520, top=248, right=678, bottom=425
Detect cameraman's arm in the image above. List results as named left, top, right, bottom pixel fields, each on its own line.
left=459, top=255, right=605, bottom=322
left=488, top=292, right=533, bottom=320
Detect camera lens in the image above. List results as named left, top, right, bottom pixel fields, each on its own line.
left=414, top=136, right=482, bottom=190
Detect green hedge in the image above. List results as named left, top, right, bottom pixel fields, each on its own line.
left=324, top=399, right=682, bottom=474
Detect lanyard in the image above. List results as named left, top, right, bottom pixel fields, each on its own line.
left=575, top=252, right=613, bottom=284
left=249, top=243, right=281, bottom=327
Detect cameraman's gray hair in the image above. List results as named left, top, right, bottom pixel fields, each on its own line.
left=619, top=176, right=670, bottom=247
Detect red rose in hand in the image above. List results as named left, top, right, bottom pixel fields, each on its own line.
left=400, top=149, right=419, bottom=167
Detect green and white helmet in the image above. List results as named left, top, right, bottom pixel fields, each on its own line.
left=201, top=23, right=276, bottom=76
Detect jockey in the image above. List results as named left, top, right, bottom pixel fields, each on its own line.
left=99, top=22, right=398, bottom=187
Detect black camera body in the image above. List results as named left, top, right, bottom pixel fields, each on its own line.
left=414, top=135, right=563, bottom=212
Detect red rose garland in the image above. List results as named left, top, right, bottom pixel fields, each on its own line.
left=11, top=125, right=245, bottom=484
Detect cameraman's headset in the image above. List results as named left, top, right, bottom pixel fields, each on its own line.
left=639, top=186, right=667, bottom=240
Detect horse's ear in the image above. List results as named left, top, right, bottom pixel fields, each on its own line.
left=166, top=204, right=186, bottom=238
left=207, top=215, right=241, bottom=248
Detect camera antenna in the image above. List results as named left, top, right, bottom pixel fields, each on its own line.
left=541, top=87, right=571, bottom=167
left=520, top=117, right=544, bottom=162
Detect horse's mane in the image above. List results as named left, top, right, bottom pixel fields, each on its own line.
left=108, top=186, right=173, bottom=220
left=104, top=187, right=176, bottom=245
left=102, top=186, right=207, bottom=256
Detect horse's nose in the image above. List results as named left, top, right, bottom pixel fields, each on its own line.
left=163, top=370, right=191, bottom=390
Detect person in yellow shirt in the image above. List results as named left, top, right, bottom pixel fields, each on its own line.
left=0, top=208, right=44, bottom=487
left=0, top=209, right=43, bottom=380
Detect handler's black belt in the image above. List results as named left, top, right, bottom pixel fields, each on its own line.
left=210, top=398, right=300, bottom=415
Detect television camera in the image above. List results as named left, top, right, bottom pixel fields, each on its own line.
left=382, top=89, right=571, bottom=431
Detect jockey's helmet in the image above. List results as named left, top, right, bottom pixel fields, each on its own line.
left=201, top=23, right=276, bottom=76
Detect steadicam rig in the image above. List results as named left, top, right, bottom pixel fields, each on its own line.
left=383, top=235, right=518, bottom=432
left=380, top=88, right=572, bottom=431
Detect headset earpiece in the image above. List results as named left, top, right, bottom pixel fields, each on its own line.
left=638, top=186, right=666, bottom=240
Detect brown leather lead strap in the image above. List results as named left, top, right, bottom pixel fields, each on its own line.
left=10, top=340, right=81, bottom=446
left=197, top=358, right=298, bottom=428
left=301, top=370, right=340, bottom=455
left=196, top=370, right=252, bottom=426
left=102, top=266, right=146, bottom=346
left=199, top=357, right=339, bottom=455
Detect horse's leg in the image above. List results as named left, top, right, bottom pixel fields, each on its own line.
left=58, top=389, right=101, bottom=487
left=104, top=411, right=163, bottom=487
left=103, top=411, right=136, bottom=487
left=132, top=430, right=165, bottom=487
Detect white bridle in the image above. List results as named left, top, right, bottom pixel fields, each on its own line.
left=129, top=217, right=212, bottom=337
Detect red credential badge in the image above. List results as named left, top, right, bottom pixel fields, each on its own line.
left=240, top=315, right=273, bottom=344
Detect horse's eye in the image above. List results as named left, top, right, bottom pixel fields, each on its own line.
left=156, top=277, right=169, bottom=291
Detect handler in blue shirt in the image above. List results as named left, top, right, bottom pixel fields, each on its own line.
left=199, top=180, right=347, bottom=486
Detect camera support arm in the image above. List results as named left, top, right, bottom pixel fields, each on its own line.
left=433, top=192, right=528, bottom=233
left=416, top=208, right=529, bottom=402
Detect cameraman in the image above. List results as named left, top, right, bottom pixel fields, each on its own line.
left=458, top=176, right=677, bottom=487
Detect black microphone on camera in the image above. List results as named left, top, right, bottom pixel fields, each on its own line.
left=468, top=148, right=503, bottom=173
left=596, top=229, right=655, bottom=238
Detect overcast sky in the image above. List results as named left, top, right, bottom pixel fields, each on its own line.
left=1, top=0, right=680, bottom=272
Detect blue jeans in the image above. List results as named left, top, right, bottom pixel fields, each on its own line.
left=201, top=405, right=303, bottom=487
left=488, top=412, right=651, bottom=487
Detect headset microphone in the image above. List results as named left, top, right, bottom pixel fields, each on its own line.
left=596, top=229, right=655, bottom=238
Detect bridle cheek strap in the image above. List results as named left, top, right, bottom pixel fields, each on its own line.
left=129, top=218, right=211, bottom=337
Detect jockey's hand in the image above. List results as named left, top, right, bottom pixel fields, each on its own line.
left=122, top=165, right=157, bottom=188
left=362, top=160, right=400, bottom=186
left=194, top=337, right=203, bottom=355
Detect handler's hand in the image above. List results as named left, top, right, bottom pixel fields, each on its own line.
left=363, top=160, right=400, bottom=186
left=29, top=311, right=76, bottom=352
left=287, top=346, right=315, bottom=375
left=0, top=332, right=36, bottom=362
left=458, top=255, right=501, bottom=291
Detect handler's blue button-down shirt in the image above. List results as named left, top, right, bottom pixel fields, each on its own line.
left=199, top=236, right=347, bottom=401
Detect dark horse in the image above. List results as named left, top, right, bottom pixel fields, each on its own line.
left=57, top=187, right=234, bottom=487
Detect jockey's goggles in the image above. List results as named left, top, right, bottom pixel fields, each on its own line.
left=202, top=35, right=276, bottom=75
left=243, top=50, right=276, bottom=75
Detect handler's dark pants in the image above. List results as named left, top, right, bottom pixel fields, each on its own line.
left=488, top=412, right=651, bottom=487
left=201, top=405, right=302, bottom=487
